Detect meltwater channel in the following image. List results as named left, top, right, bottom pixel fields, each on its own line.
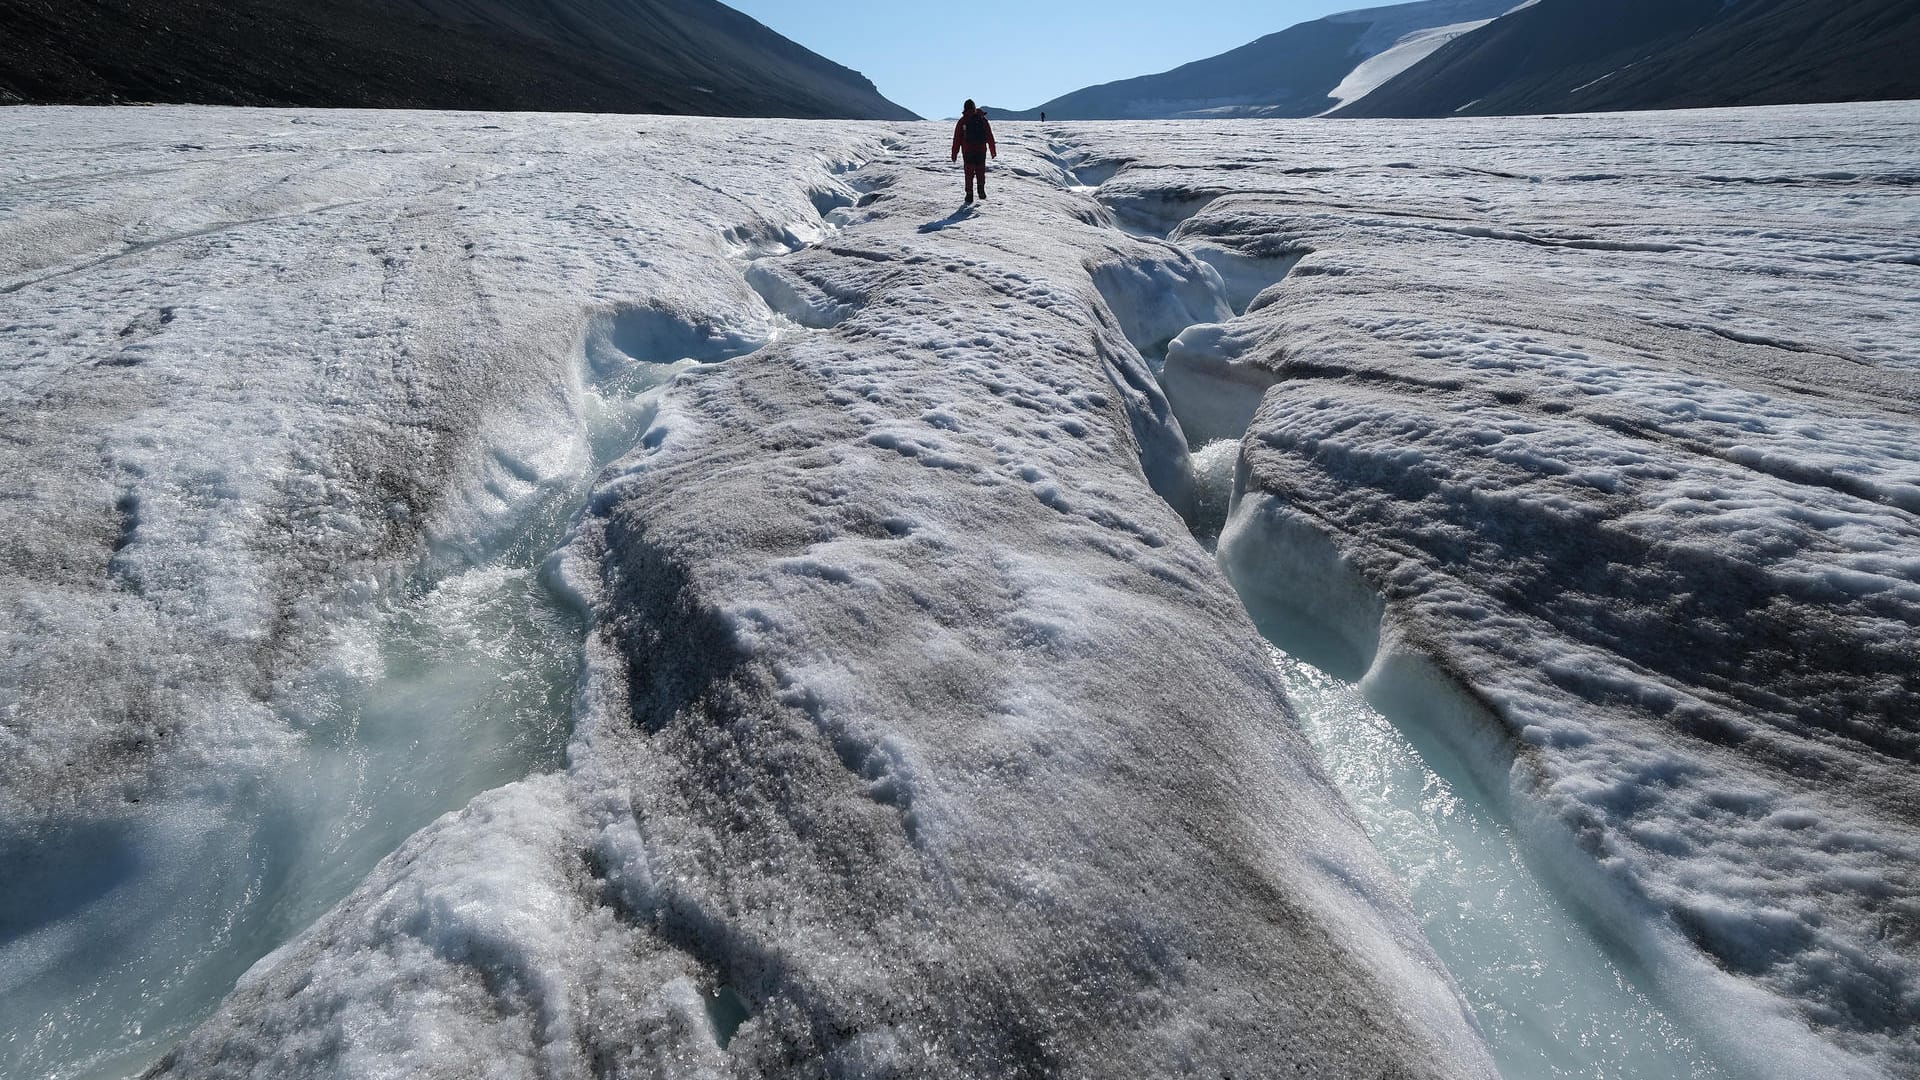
left=0, top=339, right=721, bottom=1080
left=8, top=374, right=1730, bottom=1080
left=0, top=546, right=582, bottom=1080
left=1183, top=387, right=1735, bottom=1079
left=1265, top=646, right=1729, bottom=1079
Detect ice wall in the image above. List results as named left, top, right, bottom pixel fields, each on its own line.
left=1067, top=105, right=1920, bottom=1076
left=1265, top=645, right=1732, bottom=1079
left=0, top=109, right=890, bottom=1079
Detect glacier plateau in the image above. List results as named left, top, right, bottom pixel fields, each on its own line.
left=1, top=101, right=1915, bottom=1079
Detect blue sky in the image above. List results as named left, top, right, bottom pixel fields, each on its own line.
left=726, top=1, right=1361, bottom=119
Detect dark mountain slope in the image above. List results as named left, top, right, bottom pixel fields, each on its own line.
left=0, top=0, right=916, bottom=119
left=1336, top=0, right=1920, bottom=117
left=995, top=0, right=1518, bottom=120
left=999, top=19, right=1366, bottom=121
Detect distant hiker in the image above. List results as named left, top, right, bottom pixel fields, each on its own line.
left=951, top=99, right=997, bottom=205
left=1040, top=112, right=1046, bottom=122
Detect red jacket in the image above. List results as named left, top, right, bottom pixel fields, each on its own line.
left=951, top=109, right=997, bottom=160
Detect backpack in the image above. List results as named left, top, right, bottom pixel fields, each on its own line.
left=964, top=111, right=989, bottom=144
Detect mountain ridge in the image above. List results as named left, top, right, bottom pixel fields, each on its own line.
left=992, top=0, right=1522, bottom=121
left=998, top=0, right=1920, bottom=123
left=0, top=0, right=918, bottom=119
left=1336, top=0, right=1920, bottom=117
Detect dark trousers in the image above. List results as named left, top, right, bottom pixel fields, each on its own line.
left=963, top=149, right=988, bottom=198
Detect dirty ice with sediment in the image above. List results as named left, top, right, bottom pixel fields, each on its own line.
left=0, top=101, right=1915, bottom=1080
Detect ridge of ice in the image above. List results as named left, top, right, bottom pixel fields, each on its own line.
left=1066, top=103, right=1920, bottom=1076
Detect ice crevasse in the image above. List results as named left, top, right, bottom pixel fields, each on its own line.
left=1081, top=108, right=1920, bottom=1078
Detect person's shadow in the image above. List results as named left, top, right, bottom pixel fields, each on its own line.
left=917, top=205, right=977, bottom=234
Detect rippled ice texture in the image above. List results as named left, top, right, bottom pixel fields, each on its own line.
left=0, top=111, right=879, bottom=1079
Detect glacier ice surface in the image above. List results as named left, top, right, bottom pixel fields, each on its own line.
left=3, top=100, right=1917, bottom=1079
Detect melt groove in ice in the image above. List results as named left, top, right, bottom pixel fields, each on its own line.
left=1089, top=107, right=1920, bottom=1077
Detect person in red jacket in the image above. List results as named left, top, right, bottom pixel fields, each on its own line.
left=951, top=99, right=997, bottom=205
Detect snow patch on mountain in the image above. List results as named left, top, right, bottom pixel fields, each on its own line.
left=1325, top=20, right=1501, bottom=111
left=1327, top=0, right=1532, bottom=56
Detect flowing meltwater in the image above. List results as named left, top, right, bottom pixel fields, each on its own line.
left=1267, top=649, right=1728, bottom=1079
left=1181, top=442, right=1728, bottom=1078
left=0, top=358, right=701, bottom=1080
left=1, top=560, right=583, bottom=1080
